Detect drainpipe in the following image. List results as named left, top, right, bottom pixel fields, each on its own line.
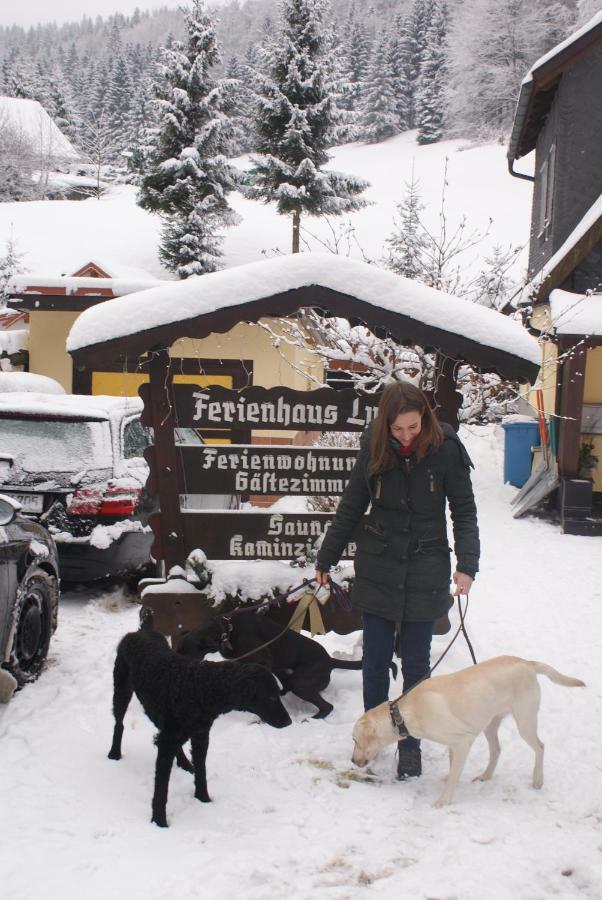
left=507, top=157, right=534, bottom=182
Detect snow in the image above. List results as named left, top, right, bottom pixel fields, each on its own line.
left=0, top=326, right=27, bottom=357
left=0, top=96, right=80, bottom=162
left=522, top=193, right=602, bottom=303
left=0, top=425, right=600, bottom=900
left=0, top=133, right=532, bottom=286
left=0, top=371, right=65, bottom=394
left=550, top=289, right=602, bottom=335
left=67, top=252, right=540, bottom=366
left=0, top=391, right=142, bottom=420
left=9, top=274, right=166, bottom=297
left=522, top=12, right=602, bottom=85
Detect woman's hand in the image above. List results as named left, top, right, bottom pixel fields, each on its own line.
left=453, top=571, right=473, bottom=596
left=314, top=569, right=330, bottom=587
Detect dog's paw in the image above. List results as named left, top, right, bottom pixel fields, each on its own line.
left=433, top=796, right=451, bottom=808
left=472, top=772, right=491, bottom=783
left=195, top=790, right=212, bottom=803
left=107, top=749, right=121, bottom=761
left=151, top=815, right=168, bottom=828
left=532, top=776, right=543, bottom=790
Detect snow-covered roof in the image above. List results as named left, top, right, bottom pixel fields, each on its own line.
left=0, top=372, right=65, bottom=394
left=550, top=289, right=602, bottom=336
left=522, top=12, right=602, bottom=86
left=509, top=13, right=602, bottom=162
left=67, top=253, right=540, bottom=378
left=9, top=274, right=166, bottom=299
left=0, top=96, right=80, bottom=162
left=520, top=193, right=602, bottom=304
left=0, top=392, right=142, bottom=420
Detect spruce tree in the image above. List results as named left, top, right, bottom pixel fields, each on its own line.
left=416, top=0, right=448, bottom=144
left=385, top=173, right=428, bottom=280
left=360, top=35, right=400, bottom=144
left=138, top=1, right=239, bottom=277
left=248, top=0, right=369, bottom=253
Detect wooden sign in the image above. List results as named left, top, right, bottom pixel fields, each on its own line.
left=170, top=384, right=381, bottom=432
left=176, top=444, right=359, bottom=495
left=180, top=511, right=362, bottom=560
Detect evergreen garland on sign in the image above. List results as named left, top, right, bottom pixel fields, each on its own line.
left=137, top=1, right=240, bottom=277
left=247, top=0, right=369, bottom=253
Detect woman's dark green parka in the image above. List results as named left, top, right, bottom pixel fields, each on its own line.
left=316, top=423, right=480, bottom=623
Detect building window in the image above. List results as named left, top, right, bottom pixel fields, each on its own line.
left=537, top=143, right=556, bottom=240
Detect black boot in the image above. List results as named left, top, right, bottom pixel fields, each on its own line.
left=397, top=739, right=422, bottom=780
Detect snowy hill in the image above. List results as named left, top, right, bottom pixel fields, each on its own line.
left=0, top=132, right=534, bottom=283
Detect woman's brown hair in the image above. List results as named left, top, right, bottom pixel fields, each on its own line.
left=369, top=381, right=444, bottom=473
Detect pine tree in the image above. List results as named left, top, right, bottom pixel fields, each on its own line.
left=138, top=1, right=239, bottom=277
left=416, top=0, right=448, bottom=144
left=248, top=0, right=369, bottom=253
left=0, top=233, right=25, bottom=307
left=385, top=172, right=428, bottom=280
left=387, top=16, right=413, bottom=133
left=360, top=35, right=400, bottom=143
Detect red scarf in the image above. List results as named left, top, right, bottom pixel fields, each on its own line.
left=396, top=441, right=415, bottom=458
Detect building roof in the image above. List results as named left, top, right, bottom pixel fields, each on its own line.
left=508, top=12, right=602, bottom=164
left=0, top=96, right=80, bottom=162
left=67, top=252, right=540, bottom=383
left=0, top=391, right=142, bottom=421
left=10, top=274, right=167, bottom=312
left=520, top=193, right=602, bottom=304
left=550, top=289, right=602, bottom=337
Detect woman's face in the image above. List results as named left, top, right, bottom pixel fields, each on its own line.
left=390, top=410, right=422, bottom=447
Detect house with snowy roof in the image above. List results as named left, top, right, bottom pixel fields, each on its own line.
left=508, top=11, right=602, bottom=533
left=0, top=96, right=80, bottom=171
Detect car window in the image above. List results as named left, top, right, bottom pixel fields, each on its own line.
left=174, top=427, right=204, bottom=445
left=0, top=419, right=112, bottom=474
left=123, top=418, right=151, bottom=459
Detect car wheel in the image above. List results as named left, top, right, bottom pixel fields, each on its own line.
left=8, top=568, right=56, bottom=684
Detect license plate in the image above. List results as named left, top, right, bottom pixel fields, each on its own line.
left=4, top=492, right=44, bottom=514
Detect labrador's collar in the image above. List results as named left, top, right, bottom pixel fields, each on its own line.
left=388, top=701, right=411, bottom=739
left=218, top=616, right=233, bottom=652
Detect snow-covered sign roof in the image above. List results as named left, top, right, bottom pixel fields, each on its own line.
left=508, top=12, right=602, bottom=162
left=67, top=253, right=540, bottom=382
left=0, top=392, right=142, bottom=420
left=521, top=193, right=602, bottom=305
left=0, top=96, right=80, bottom=162
left=550, top=289, right=602, bottom=336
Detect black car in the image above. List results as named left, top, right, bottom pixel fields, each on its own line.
left=0, top=493, right=59, bottom=686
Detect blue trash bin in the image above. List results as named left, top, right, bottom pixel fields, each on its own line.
left=501, top=421, right=540, bottom=487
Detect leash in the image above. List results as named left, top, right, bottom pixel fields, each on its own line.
left=389, top=593, right=478, bottom=737
left=219, top=578, right=352, bottom=663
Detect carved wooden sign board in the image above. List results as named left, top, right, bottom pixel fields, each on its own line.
left=140, top=375, right=383, bottom=566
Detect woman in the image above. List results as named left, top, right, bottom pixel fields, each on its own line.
left=315, top=381, right=479, bottom=779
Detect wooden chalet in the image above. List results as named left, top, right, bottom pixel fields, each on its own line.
left=508, top=11, right=602, bottom=533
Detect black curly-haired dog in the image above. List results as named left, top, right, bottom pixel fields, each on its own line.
left=178, top=610, right=397, bottom=719
left=108, top=613, right=291, bottom=827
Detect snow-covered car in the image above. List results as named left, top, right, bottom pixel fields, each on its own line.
left=0, top=493, right=59, bottom=686
left=0, top=392, right=238, bottom=582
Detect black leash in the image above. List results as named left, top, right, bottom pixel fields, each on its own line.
left=389, top=593, right=478, bottom=736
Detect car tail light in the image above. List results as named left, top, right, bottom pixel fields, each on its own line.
left=67, top=484, right=141, bottom=517
left=98, top=485, right=141, bottom=516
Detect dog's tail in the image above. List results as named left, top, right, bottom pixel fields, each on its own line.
left=330, top=659, right=398, bottom=679
left=531, top=661, right=585, bottom=687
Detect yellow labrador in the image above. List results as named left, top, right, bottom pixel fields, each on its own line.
left=352, top=655, right=584, bottom=806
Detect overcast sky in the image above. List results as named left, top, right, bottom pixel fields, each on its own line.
left=0, top=2, right=228, bottom=29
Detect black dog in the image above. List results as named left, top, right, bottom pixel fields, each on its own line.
left=178, top=610, right=397, bottom=719
left=108, top=616, right=291, bottom=827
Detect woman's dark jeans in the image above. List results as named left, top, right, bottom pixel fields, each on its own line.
left=362, top=612, right=433, bottom=749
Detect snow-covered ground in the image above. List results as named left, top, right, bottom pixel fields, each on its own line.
left=0, top=132, right=533, bottom=283
left=1, top=425, right=600, bottom=900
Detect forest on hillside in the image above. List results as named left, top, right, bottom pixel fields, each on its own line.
left=0, top=0, right=593, bottom=175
